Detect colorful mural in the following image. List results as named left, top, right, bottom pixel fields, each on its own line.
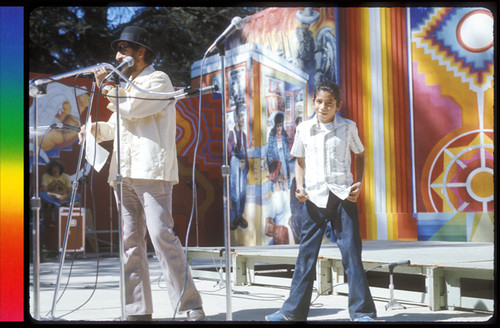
left=410, top=7, right=494, bottom=241
left=192, top=7, right=343, bottom=245
left=191, top=6, right=494, bottom=245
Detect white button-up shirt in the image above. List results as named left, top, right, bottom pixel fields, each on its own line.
left=95, top=65, right=179, bottom=186
left=290, top=114, right=364, bottom=207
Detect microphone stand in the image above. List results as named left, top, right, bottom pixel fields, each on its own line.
left=219, top=46, right=233, bottom=321
left=109, top=73, right=127, bottom=320
left=49, top=80, right=97, bottom=318
left=30, top=95, right=41, bottom=320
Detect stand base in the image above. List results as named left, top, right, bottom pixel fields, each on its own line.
left=385, top=299, right=406, bottom=311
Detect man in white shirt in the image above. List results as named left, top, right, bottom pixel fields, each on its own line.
left=79, top=26, right=204, bottom=321
left=265, top=82, right=376, bottom=322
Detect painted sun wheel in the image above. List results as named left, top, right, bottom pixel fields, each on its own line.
left=423, top=129, right=494, bottom=213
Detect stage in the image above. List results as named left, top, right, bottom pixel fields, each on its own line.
left=29, top=240, right=494, bottom=322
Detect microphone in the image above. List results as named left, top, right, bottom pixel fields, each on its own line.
left=50, top=122, right=81, bottom=133
left=104, top=56, right=134, bottom=80
left=205, top=17, right=244, bottom=55
left=172, top=85, right=219, bottom=100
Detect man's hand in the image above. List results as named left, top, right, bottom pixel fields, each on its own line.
left=78, top=122, right=96, bottom=145
left=78, top=124, right=86, bottom=145
left=93, top=66, right=108, bottom=87
left=347, top=182, right=362, bottom=202
left=295, top=187, right=309, bottom=203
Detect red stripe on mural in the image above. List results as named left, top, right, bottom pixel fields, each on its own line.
left=339, top=8, right=369, bottom=239
left=391, top=8, right=416, bottom=239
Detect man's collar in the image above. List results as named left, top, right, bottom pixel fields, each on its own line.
left=135, top=65, right=154, bottom=78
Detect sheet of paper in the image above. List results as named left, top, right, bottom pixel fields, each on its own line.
left=85, top=123, right=109, bottom=172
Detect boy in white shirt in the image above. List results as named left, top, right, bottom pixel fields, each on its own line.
left=265, top=82, right=376, bottom=322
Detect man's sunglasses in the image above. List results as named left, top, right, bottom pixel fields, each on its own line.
left=117, top=44, right=132, bottom=54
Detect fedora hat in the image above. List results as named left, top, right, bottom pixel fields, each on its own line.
left=111, top=26, right=155, bottom=55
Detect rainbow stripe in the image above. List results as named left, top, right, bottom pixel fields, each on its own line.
left=0, top=7, right=24, bottom=321
left=339, top=8, right=416, bottom=240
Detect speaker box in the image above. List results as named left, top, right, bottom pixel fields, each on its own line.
left=59, top=207, right=85, bottom=252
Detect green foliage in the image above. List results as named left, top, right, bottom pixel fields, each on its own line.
left=29, top=6, right=261, bottom=86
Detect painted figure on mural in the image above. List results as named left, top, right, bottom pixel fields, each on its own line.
left=266, top=110, right=294, bottom=244
left=35, top=90, right=88, bottom=151
left=29, top=86, right=90, bottom=169
left=294, top=7, right=319, bottom=100
left=315, top=26, right=337, bottom=85
left=228, top=104, right=249, bottom=231
left=295, top=8, right=318, bottom=73
left=229, top=68, right=246, bottom=109
left=267, top=111, right=291, bottom=191
left=289, top=115, right=304, bottom=244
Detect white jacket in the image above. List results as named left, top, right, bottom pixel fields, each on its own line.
left=96, top=65, right=179, bottom=185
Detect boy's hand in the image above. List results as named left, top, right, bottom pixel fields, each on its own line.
left=295, top=187, right=309, bottom=202
left=347, top=182, right=362, bottom=202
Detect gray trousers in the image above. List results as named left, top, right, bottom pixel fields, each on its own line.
left=115, top=178, right=202, bottom=315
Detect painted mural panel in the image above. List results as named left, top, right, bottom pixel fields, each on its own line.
left=409, top=7, right=494, bottom=241
left=192, top=7, right=340, bottom=246
left=229, top=7, right=338, bottom=112
left=28, top=75, right=91, bottom=168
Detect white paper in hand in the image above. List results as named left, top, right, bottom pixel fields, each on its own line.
left=85, top=123, right=109, bottom=172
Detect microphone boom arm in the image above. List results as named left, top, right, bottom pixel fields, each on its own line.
left=29, top=63, right=217, bottom=100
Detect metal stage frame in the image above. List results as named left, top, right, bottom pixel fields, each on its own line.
left=186, top=240, right=494, bottom=313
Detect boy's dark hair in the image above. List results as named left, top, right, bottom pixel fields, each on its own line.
left=313, top=82, right=341, bottom=102
left=47, top=159, right=64, bottom=175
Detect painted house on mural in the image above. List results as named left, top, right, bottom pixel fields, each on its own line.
left=191, top=6, right=494, bottom=246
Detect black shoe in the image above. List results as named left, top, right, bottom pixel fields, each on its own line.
left=230, top=218, right=239, bottom=230
left=239, top=217, right=248, bottom=229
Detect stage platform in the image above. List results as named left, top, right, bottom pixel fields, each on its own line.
left=29, top=240, right=494, bottom=323
left=187, top=240, right=494, bottom=312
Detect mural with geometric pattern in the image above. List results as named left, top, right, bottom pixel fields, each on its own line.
left=410, top=7, right=494, bottom=241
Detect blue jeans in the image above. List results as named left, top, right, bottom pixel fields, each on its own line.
left=280, top=192, right=376, bottom=321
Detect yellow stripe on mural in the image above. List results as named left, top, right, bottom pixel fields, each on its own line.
left=360, top=8, right=377, bottom=240
left=381, top=8, right=394, bottom=240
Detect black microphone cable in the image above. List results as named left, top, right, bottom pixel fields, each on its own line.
left=172, top=52, right=209, bottom=321
left=174, top=17, right=246, bottom=320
